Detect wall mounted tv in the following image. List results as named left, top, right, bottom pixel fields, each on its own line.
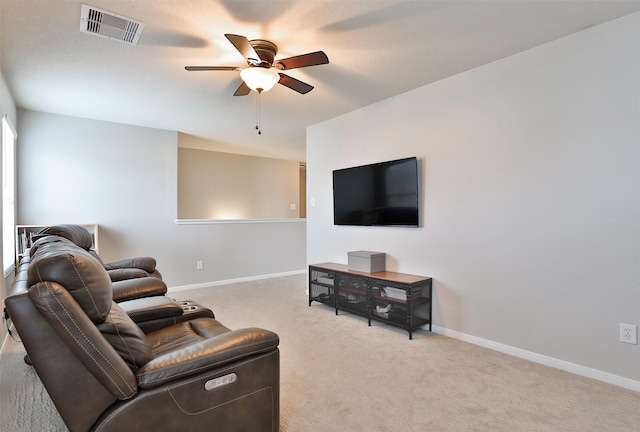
left=333, top=157, right=420, bottom=227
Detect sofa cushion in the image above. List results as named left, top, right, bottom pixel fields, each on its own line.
left=138, top=320, right=279, bottom=389
left=97, top=302, right=153, bottom=372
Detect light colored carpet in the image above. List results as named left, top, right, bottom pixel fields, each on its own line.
left=1, top=274, right=639, bottom=431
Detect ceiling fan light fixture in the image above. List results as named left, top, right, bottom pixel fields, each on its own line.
left=240, top=67, right=280, bottom=93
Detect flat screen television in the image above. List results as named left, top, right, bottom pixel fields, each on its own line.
left=333, top=157, right=420, bottom=227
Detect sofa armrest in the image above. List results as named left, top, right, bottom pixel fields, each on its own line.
left=136, top=327, right=279, bottom=389
left=111, top=277, right=167, bottom=302
left=118, top=296, right=184, bottom=323
left=107, top=268, right=149, bottom=281
left=104, top=257, right=157, bottom=273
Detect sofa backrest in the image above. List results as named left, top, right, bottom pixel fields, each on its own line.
left=29, top=238, right=112, bottom=322
left=14, top=239, right=150, bottom=397
left=34, top=223, right=94, bottom=250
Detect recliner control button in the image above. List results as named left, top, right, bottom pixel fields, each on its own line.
left=204, top=373, right=237, bottom=391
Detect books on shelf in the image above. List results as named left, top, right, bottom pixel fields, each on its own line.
left=17, top=228, right=38, bottom=255
left=380, top=286, right=407, bottom=301
left=316, top=276, right=334, bottom=285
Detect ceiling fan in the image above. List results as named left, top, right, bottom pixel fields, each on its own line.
left=185, top=34, right=329, bottom=96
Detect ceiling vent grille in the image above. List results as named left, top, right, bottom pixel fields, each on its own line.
left=80, top=4, right=145, bottom=45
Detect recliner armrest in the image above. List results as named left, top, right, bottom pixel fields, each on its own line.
left=104, top=257, right=157, bottom=273
left=107, top=268, right=154, bottom=282
left=107, top=268, right=150, bottom=281
left=111, top=277, right=167, bottom=302
left=136, top=326, right=279, bottom=389
left=118, top=296, right=184, bottom=323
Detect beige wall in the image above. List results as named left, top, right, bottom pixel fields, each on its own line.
left=178, top=148, right=301, bottom=220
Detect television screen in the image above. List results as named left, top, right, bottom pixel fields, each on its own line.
left=333, top=157, right=420, bottom=227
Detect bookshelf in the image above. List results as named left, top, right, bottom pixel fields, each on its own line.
left=15, top=224, right=99, bottom=265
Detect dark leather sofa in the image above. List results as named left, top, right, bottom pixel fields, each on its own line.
left=4, top=234, right=280, bottom=432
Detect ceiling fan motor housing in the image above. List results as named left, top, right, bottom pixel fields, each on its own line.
left=249, top=39, right=278, bottom=66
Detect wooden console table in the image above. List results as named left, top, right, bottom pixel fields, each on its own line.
left=308, top=263, right=432, bottom=339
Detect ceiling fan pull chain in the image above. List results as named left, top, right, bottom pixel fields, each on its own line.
left=255, top=90, right=262, bottom=135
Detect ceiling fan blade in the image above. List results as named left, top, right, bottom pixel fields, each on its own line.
left=278, top=73, right=314, bottom=94
left=233, top=81, right=251, bottom=96
left=276, top=51, right=329, bottom=70
left=185, top=66, right=240, bottom=71
left=225, top=34, right=261, bottom=65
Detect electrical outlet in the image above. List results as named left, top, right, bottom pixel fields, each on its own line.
left=196, top=260, right=203, bottom=270
left=620, top=323, right=637, bottom=344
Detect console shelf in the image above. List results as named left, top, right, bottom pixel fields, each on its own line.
left=309, top=263, right=432, bottom=340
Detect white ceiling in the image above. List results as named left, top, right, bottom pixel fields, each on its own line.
left=3, top=1, right=640, bottom=161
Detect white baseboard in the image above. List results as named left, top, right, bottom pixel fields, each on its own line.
left=167, top=269, right=306, bottom=293
left=172, top=276, right=638, bottom=392
left=430, top=325, right=640, bottom=393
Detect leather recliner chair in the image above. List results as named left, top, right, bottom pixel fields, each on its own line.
left=5, top=234, right=280, bottom=432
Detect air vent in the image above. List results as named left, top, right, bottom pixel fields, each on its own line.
left=80, top=4, right=145, bottom=45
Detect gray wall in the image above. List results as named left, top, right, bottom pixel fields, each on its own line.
left=16, top=109, right=306, bottom=288
left=307, top=14, right=640, bottom=383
